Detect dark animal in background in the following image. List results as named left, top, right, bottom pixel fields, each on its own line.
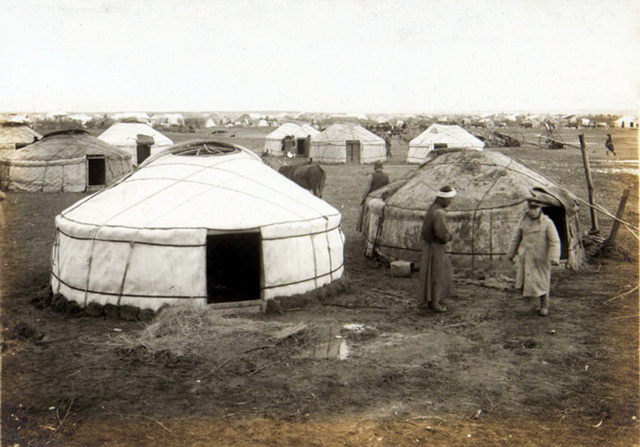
left=278, top=163, right=326, bottom=198
left=605, top=133, right=616, bottom=156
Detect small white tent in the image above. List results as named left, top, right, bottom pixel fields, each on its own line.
left=51, top=140, right=345, bottom=312
left=0, top=129, right=132, bottom=192
left=310, top=124, right=386, bottom=164
left=407, top=124, right=484, bottom=163
left=264, top=123, right=321, bottom=156
left=98, top=123, right=173, bottom=165
left=613, top=115, right=637, bottom=128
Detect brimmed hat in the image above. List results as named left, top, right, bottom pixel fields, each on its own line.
left=525, top=196, right=546, bottom=207
left=436, top=185, right=457, bottom=199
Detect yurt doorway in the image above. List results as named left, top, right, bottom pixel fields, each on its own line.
left=543, top=206, right=569, bottom=259
left=346, top=140, right=361, bottom=163
left=136, top=134, right=154, bottom=164
left=87, top=155, right=106, bottom=186
left=206, top=232, right=262, bottom=303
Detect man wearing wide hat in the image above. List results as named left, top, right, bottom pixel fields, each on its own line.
left=507, top=195, right=561, bottom=316
left=418, top=185, right=457, bottom=313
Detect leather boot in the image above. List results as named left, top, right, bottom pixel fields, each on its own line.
left=430, top=299, right=448, bottom=313
left=539, top=295, right=549, bottom=316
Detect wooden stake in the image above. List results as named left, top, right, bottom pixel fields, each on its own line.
left=605, top=187, right=630, bottom=245
left=578, top=134, right=599, bottom=233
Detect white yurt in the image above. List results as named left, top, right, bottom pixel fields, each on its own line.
left=98, top=122, right=173, bottom=165
left=51, top=140, right=345, bottom=312
left=362, top=149, right=584, bottom=272
left=310, top=124, right=386, bottom=164
left=263, top=123, right=321, bottom=156
left=407, top=124, right=484, bottom=164
left=0, top=129, right=132, bottom=192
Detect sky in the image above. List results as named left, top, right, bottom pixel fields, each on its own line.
left=1, top=0, right=639, bottom=115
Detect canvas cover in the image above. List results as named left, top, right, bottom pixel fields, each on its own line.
left=363, top=149, right=584, bottom=272
left=310, top=124, right=386, bottom=164
left=0, top=123, right=41, bottom=149
left=98, top=123, right=173, bottom=164
left=51, top=140, right=345, bottom=311
left=264, top=123, right=320, bottom=155
left=0, top=130, right=132, bottom=192
left=407, top=124, right=484, bottom=163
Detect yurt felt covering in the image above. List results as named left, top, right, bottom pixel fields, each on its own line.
left=310, top=124, right=386, bottom=164
left=0, top=130, right=132, bottom=192
left=363, top=149, right=585, bottom=272
left=51, top=141, right=345, bottom=311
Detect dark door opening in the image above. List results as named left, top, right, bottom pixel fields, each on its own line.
left=542, top=206, right=568, bottom=259
left=87, top=156, right=106, bottom=186
left=346, top=140, right=361, bottom=163
left=296, top=138, right=306, bottom=155
left=136, top=134, right=155, bottom=164
left=206, top=232, right=261, bottom=303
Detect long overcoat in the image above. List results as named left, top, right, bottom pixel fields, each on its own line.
left=507, top=213, right=561, bottom=297
left=418, top=201, right=453, bottom=305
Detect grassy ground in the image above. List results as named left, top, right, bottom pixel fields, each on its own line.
left=1, top=124, right=638, bottom=446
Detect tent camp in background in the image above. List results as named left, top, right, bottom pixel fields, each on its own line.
left=263, top=123, right=320, bottom=156
left=613, top=115, right=637, bottom=128
left=361, top=149, right=584, bottom=272
left=0, top=120, right=41, bottom=156
left=310, top=123, right=386, bottom=164
left=51, top=140, right=344, bottom=313
left=98, top=122, right=173, bottom=165
left=0, top=129, right=132, bottom=192
left=407, top=124, right=484, bottom=164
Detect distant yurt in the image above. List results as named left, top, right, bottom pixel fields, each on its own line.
left=613, top=115, right=637, bottom=128
left=51, top=140, right=345, bottom=312
left=0, top=122, right=41, bottom=153
left=362, top=149, right=585, bottom=272
left=0, top=129, right=132, bottom=192
left=98, top=122, right=173, bottom=165
left=310, top=124, right=386, bottom=164
left=407, top=124, right=484, bottom=163
left=264, top=123, right=321, bottom=156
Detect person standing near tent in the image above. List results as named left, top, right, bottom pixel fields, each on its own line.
left=507, top=196, right=561, bottom=316
left=384, top=132, right=393, bottom=157
left=417, top=185, right=456, bottom=313
left=356, top=161, right=390, bottom=232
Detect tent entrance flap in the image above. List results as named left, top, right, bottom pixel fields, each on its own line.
left=346, top=140, right=361, bottom=163
left=543, top=206, right=568, bottom=259
left=206, top=232, right=261, bottom=304
left=87, top=156, right=106, bottom=186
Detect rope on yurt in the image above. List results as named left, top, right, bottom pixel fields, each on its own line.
left=51, top=228, right=62, bottom=295
left=323, top=217, right=334, bottom=281
left=82, top=232, right=99, bottom=307
left=117, top=240, right=137, bottom=306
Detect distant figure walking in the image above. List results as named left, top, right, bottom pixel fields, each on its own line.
left=384, top=132, right=393, bottom=157
left=605, top=133, right=616, bottom=156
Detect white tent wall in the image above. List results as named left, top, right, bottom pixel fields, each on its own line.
left=263, top=123, right=320, bottom=156
left=310, top=141, right=386, bottom=164
left=52, top=215, right=344, bottom=311
left=1, top=156, right=132, bottom=192
left=98, top=124, right=173, bottom=164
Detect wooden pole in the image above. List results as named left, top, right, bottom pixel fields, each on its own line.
left=605, top=187, right=630, bottom=245
left=578, top=134, right=599, bottom=233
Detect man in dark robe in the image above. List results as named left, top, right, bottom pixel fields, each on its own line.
left=418, top=185, right=456, bottom=312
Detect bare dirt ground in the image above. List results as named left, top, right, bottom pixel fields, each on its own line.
left=1, top=125, right=638, bottom=446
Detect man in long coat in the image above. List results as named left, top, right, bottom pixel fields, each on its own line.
left=507, top=196, right=561, bottom=316
left=418, top=185, right=456, bottom=312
